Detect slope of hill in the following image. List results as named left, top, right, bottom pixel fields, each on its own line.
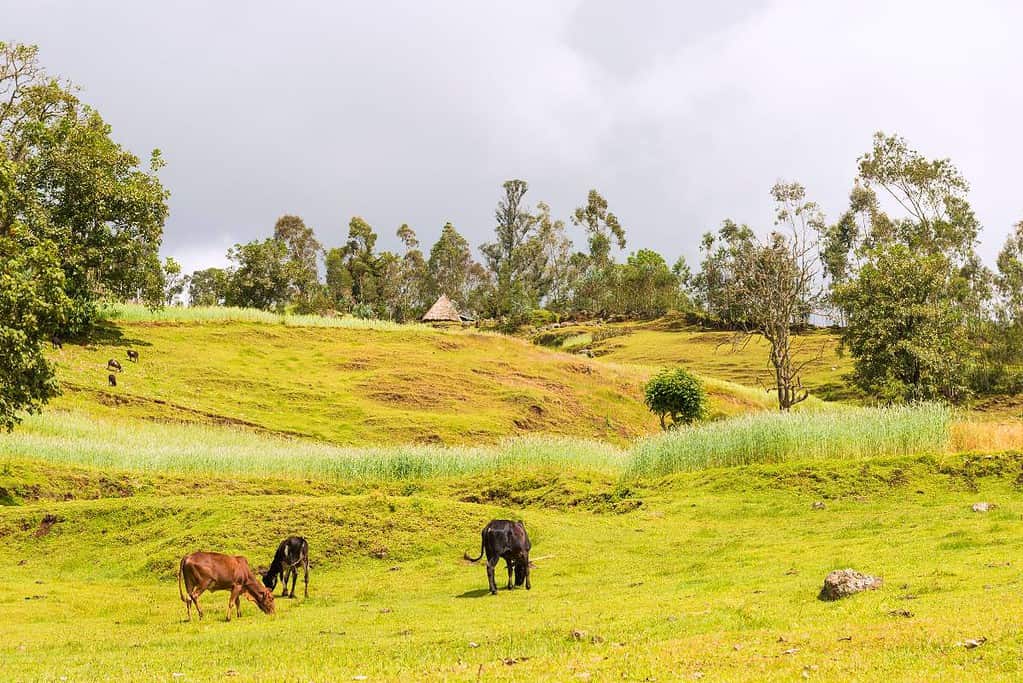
left=537, top=319, right=857, bottom=402
left=45, top=317, right=772, bottom=446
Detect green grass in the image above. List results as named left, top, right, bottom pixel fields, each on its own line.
left=3, top=452, right=1023, bottom=680
left=46, top=317, right=790, bottom=448
left=540, top=320, right=857, bottom=402
left=629, top=404, right=952, bottom=476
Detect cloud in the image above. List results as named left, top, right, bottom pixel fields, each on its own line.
left=4, top=0, right=1022, bottom=271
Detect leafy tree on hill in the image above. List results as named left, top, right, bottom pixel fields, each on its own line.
left=0, top=226, right=72, bottom=430
left=394, top=224, right=430, bottom=321
left=644, top=367, right=706, bottom=430
left=571, top=189, right=626, bottom=314
left=1, top=42, right=168, bottom=333
left=162, top=257, right=186, bottom=305
left=273, top=214, right=323, bottom=312
left=827, top=132, right=990, bottom=403
left=696, top=182, right=826, bottom=410
left=224, top=238, right=290, bottom=311
left=617, top=249, right=680, bottom=318
left=187, top=267, right=229, bottom=307
left=427, top=222, right=486, bottom=313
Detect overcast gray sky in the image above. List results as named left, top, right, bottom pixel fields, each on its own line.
left=5, top=0, right=1022, bottom=274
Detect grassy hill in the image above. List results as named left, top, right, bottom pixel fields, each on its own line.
left=43, top=313, right=780, bottom=446
left=534, top=318, right=857, bottom=402
left=3, top=452, right=1023, bottom=681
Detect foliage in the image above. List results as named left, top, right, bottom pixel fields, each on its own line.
left=0, top=227, right=71, bottom=429
left=643, top=367, right=707, bottom=430
left=1, top=42, right=168, bottom=326
left=827, top=133, right=989, bottom=403
left=225, top=238, right=291, bottom=311
left=427, top=222, right=487, bottom=313
left=273, top=214, right=323, bottom=311
left=187, top=267, right=229, bottom=307
left=616, top=249, right=681, bottom=318
left=162, top=257, right=185, bottom=305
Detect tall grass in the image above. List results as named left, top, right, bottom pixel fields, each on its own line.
left=628, top=403, right=951, bottom=476
left=100, top=302, right=432, bottom=332
left=0, top=411, right=625, bottom=481
left=2, top=405, right=955, bottom=482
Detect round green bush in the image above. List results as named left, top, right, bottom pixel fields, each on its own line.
left=644, top=367, right=707, bottom=430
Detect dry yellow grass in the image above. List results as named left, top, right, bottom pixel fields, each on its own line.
left=951, top=420, right=1023, bottom=452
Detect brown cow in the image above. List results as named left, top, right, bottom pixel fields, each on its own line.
left=177, top=551, right=275, bottom=621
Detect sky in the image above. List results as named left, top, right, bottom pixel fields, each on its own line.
left=4, top=0, right=1023, bottom=274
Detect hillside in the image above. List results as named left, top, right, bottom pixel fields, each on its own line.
left=535, top=319, right=857, bottom=402
left=45, top=318, right=773, bottom=447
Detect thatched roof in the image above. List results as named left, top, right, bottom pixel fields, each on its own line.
left=422, top=294, right=462, bottom=322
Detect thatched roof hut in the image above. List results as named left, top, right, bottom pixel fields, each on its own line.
left=422, top=294, right=464, bottom=323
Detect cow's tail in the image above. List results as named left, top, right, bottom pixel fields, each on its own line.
left=463, top=530, right=486, bottom=563
left=177, top=557, right=188, bottom=604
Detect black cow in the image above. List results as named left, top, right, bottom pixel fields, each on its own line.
left=262, top=536, right=309, bottom=598
left=51, top=335, right=63, bottom=350
left=108, top=373, right=117, bottom=387
left=127, top=349, right=139, bottom=363
left=107, top=359, right=122, bottom=372
left=464, top=519, right=532, bottom=595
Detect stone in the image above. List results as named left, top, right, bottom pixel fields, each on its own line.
left=818, top=569, right=883, bottom=601
left=811, top=501, right=826, bottom=510
left=972, top=502, right=996, bottom=513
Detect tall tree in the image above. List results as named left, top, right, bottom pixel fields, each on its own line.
left=1, top=42, right=169, bottom=331
left=272, top=214, right=322, bottom=310
left=394, top=224, right=429, bottom=321
left=827, top=132, right=989, bottom=402
left=224, top=239, right=290, bottom=311
left=571, top=189, right=626, bottom=315
left=617, top=249, right=680, bottom=319
left=427, top=222, right=483, bottom=311
left=698, top=183, right=826, bottom=410
left=162, top=257, right=186, bottom=305
left=188, top=267, right=229, bottom=307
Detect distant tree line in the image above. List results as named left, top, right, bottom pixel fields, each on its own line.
left=182, top=181, right=692, bottom=325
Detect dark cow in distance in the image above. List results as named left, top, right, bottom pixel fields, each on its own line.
left=107, top=358, right=122, bottom=372
left=464, top=519, right=532, bottom=595
left=126, top=349, right=139, bottom=363
left=263, top=536, right=309, bottom=598
left=178, top=551, right=275, bottom=621
left=108, top=374, right=117, bottom=387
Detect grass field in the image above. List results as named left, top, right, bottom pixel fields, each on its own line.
left=4, top=310, right=1023, bottom=680
left=3, top=452, right=1023, bottom=681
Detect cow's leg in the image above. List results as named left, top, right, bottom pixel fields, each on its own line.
left=289, top=565, right=298, bottom=598
left=228, top=585, right=243, bottom=621
left=524, top=557, right=532, bottom=590
left=506, top=558, right=514, bottom=590
left=235, top=592, right=242, bottom=618
left=189, top=580, right=211, bottom=620
left=486, top=557, right=499, bottom=595
left=303, top=557, right=309, bottom=598
left=280, top=568, right=290, bottom=597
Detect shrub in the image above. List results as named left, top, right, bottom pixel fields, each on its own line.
left=644, top=367, right=706, bottom=430
left=529, top=309, right=558, bottom=327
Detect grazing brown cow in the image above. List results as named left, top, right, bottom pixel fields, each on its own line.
left=464, top=519, right=532, bottom=595
left=107, top=358, right=122, bottom=372
left=177, top=552, right=275, bottom=621
left=126, top=349, right=139, bottom=363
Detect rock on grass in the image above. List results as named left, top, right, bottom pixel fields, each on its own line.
left=818, top=569, right=882, bottom=601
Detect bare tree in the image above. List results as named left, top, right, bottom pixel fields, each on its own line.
left=728, top=182, right=826, bottom=410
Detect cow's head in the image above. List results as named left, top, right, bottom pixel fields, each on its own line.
left=262, top=570, right=277, bottom=591
left=513, top=559, right=527, bottom=586
left=248, top=582, right=276, bottom=614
